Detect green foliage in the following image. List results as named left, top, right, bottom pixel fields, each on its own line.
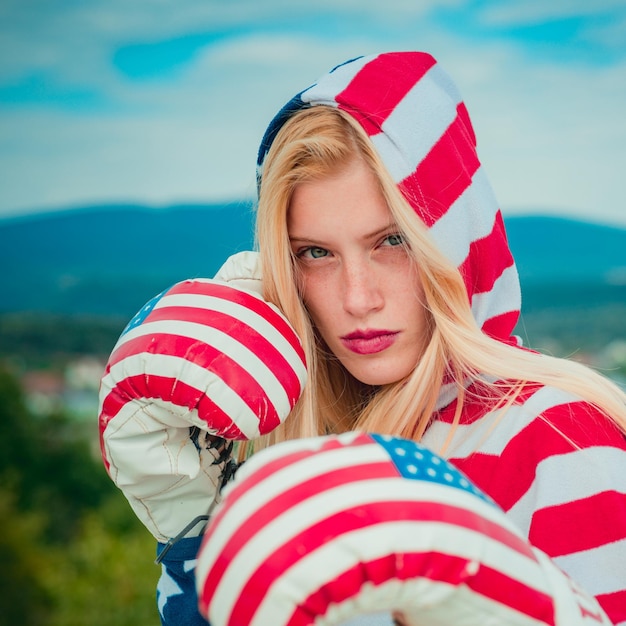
left=0, top=491, right=52, bottom=626
left=0, top=313, right=125, bottom=370
left=41, top=507, right=159, bottom=626
left=0, top=366, right=160, bottom=626
left=0, top=368, right=36, bottom=477
left=0, top=368, right=114, bottom=542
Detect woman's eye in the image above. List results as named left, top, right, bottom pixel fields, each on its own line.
left=300, top=246, right=328, bottom=259
left=383, top=233, right=404, bottom=246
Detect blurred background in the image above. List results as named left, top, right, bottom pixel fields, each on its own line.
left=1, top=1, right=625, bottom=624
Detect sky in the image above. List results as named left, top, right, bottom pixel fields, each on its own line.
left=1, top=0, right=626, bottom=227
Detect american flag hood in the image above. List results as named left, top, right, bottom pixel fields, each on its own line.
left=257, top=51, right=521, bottom=346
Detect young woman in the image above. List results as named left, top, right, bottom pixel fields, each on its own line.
left=100, top=51, right=626, bottom=625
left=250, top=51, right=626, bottom=622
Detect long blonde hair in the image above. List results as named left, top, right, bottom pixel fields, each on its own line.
left=255, top=106, right=626, bottom=452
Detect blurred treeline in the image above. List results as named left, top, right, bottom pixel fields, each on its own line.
left=0, top=313, right=126, bottom=370
left=0, top=363, right=160, bottom=625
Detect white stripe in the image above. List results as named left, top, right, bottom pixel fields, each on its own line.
left=471, top=263, right=521, bottom=328
left=508, top=445, right=626, bottom=537
left=110, top=319, right=298, bottom=412
left=428, top=166, right=499, bottom=267
left=302, top=54, right=377, bottom=107
left=102, top=352, right=265, bottom=438
left=244, top=521, right=550, bottom=626
left=333, top=612, right=394, bottom=626
left=434, top=380, right=459, bottom=412
left=204, top=479, right=526, bottom=625
left=555, top=537, right=626, bottom=597
left=422, top=386, right=585, bottom=459
left=371, top=63, right=461, bottom=182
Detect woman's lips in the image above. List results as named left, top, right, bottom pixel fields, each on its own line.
left=340, top=330, right=399, bottom=355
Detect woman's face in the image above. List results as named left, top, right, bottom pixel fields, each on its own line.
left=288, top=158, right=429, bottom=386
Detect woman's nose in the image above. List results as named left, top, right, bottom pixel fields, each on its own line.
left=342, top=259, right=384, bottom=317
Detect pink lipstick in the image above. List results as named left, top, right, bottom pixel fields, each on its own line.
left=341, top=329, right=398, bottom=355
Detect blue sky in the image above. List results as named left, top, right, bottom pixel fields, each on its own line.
left=1, top=0, right=625, bottom=226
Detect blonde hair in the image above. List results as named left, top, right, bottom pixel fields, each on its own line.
left=255, top=106, right=626, bottom=452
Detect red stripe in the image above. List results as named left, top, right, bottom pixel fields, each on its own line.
left=336, top=52, right=436, bottom=135
left=287, top=553, right=555, bottom=626
left=529, top=490, right=626, bottom=557
left=221, top=499, right=538, bottom=625
left=202, top=447, right=323, bottom=539
left=482, top=311, right=520, bottom=342
left=100, top=374, right=247, bottom=439
left=460, top=210, right=515, bottom=300
left=197, top=447, right=333, bottom=617
left=597, top=589, right=626, bottom=624
left=153, top=305, right=303, bottom=393
left=164, top=281, right=306, bottom=363
left=399, top=103, right=479, bottom=227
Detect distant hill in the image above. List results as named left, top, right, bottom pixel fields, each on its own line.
left=1, top=204, right=625, bottom=319
left=506, top=215, right=626, bottom=284
left=0, top=203, right=255, bottom=316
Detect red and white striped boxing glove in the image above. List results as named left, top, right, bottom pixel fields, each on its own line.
left=196, top=432, right=611, bottom=626
left=98, top=251, right=307, bottom=543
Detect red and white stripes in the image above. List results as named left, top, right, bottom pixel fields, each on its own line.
left=423, top=382, right=626, bottom=624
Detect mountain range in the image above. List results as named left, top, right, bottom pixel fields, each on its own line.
left=1, top=203, right=625, bottom=318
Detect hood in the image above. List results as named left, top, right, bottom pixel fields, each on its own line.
left=257, top=51, right=521, bottom=345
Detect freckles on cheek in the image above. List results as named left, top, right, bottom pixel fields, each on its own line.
left=294, top=270, right=310, bottom=304
left=297, top=267, right=335, bottom=331
left=293, top=264, right=310, bottom=300
left=297, top=269, right=316, bottom=304
left=300, top=284, right=325, bottom=330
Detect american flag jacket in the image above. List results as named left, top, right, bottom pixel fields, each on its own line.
left=253, top=51, right=626, bottom=624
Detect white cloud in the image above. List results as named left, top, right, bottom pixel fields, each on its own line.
left=479, top=0, right=626, bottom=26
left=452, top=46, right=626, bottom=225
left=0, top=1, right=625, bottom=227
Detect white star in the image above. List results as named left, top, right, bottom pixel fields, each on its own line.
left=157, top=563, right=183, bottom=617
left=184, top=558, right=198, bottom=573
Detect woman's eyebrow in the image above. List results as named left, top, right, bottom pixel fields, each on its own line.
left=367, top=222, right=399, bottom=239
left=289, top=223, right=398, bottom=245
left=288, top=235, right=323, bottom=247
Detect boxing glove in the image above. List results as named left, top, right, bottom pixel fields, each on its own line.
left=98, top=251, right=307, bottom=543
left=196, top=432, right=611, bottom=626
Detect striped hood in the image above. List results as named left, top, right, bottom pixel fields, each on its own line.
left=257, top=51, right=521, bottom=345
